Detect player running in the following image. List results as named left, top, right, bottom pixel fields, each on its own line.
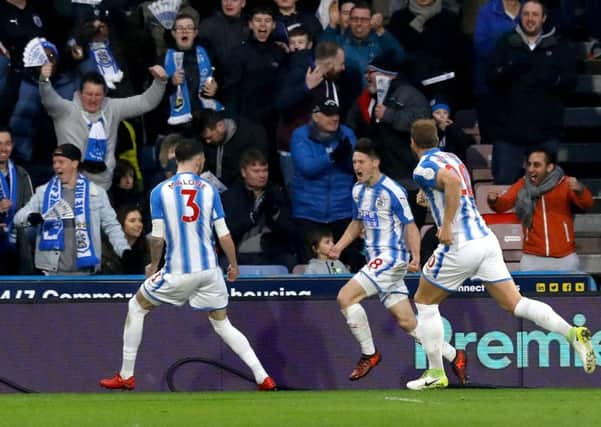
left=329, top=138, right=467, bottom=384
left=406, top=120, right=595, bottom=390
left=100, top=139, right=276, bottom=391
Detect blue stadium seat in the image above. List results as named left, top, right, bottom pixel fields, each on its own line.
left=238, top=265, right=289, bottom=276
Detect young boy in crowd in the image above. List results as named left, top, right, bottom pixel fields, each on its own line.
left=305, top=226, right=350, bottom=274
left=287, top=26, right=313, bottom=52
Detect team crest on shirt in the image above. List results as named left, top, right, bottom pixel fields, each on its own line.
left=415, top=166, right=435, bottom=181
left=375, top=197, right=385, bottom=209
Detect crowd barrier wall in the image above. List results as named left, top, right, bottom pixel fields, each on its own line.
left=0, top=273, right=598, bottom=392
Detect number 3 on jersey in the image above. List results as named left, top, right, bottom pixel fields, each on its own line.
left=181, top=189, right=200, bottom=222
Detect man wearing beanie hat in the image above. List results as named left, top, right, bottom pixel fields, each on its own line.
left=347, top=54, right=431, bottom=226
left=14, top=143, right=132, bottom=275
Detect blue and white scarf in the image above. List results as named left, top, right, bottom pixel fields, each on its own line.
left=40, top=175, right=99, bottom=269
left=165, top=46, right=223, bottom=125
left=89, top=41, right=123, bottom=90
left=0, top=160, right=17, bottom=247
left=82, top=112, right=107, bottom=164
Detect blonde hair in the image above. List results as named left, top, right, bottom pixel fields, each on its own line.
left=411, top=119, right=439, bottom=149
left=158, top=133, right=183, bottom=168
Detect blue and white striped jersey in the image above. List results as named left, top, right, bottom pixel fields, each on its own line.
left=413, top=148, right=489, bottom=244
left=352, top=175, right=414, bottom=264
left=150, top=172, right=224, bottom=274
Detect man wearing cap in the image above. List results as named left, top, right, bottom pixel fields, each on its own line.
left=39, top=61, right=167, bottom=190
left=347, top=55, right=430, bottom=225
left=289, top=95, right=364, bottom=271
left=14, top=143, right=132, bottom=275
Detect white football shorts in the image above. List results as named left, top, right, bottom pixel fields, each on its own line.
left=140, top=267, right=229, bottom=310
left=354, top=255, right=409, bottom=309
left=422, top=233, right=512, bottom=291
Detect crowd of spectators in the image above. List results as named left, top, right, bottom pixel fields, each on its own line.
left=0, top=0, right=598, bottom=275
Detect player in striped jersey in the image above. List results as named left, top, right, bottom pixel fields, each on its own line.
left=100, top=139, right=276, bottom=391
left=329, top=138, right=466, bottom=383
left=406, top=119, right=595, bottom=390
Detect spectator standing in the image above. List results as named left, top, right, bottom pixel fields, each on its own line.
left=387, top=0, right=466, bottom=100
left=13, top=143, right=132, bottom=275
left=162, top=13, right=220, bottom=128
left=346, top=56, right=431, bottom=225
left=273, top=0, right=323, bottom=44
left=486, top=0, right=577, bottom=184
left=39, top=62, right=167, bottom=190
left=198, top=0, right=250, bottom=82
left=0, top=126, right=33, bottom=274
left=321, top=2, right=405, bottom=87
left=221, top=6, right=286, bottom=131
left=487, top=148, right=593, bottom=271
left=196, top=109, right=269, bottom=188
left=473, top=0, right=521, bottom=144
left=290, top=96, right=364, bottom=271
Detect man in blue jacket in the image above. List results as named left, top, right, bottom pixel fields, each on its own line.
left=290, top=95, right=363, bottom=271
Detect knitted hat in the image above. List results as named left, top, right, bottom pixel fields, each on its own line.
left=367, top=55, right=400, bottom=77
left=430, top=95, right=450, bottom=113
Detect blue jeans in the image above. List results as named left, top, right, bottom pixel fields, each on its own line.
left=492, top=139, right=559, bottom=185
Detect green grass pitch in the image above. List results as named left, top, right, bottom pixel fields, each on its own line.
left=0, top=389, right=598, bottom=427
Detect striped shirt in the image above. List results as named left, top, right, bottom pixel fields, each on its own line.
left=150, top=172, right=224, bottom=274
left=352, top=175, right=414, bottom=264
left=413, top=148, right=489, bottom=244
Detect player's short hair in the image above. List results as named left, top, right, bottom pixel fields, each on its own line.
left=527, top=146, right=557, bottom=165
left=411, top=119, right=439, bottom=149
left=306, top=225, right=334, bottom=254
left=354, top=137, right=380, bottom=160
left=288, top=26, right=311, bottom=42
left=175, top=138, right=204, bottom=162
left=239, top=148, right=268, bottom=169
left=315, top=41, right=341, bottom=60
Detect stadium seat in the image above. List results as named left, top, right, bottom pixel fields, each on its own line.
left=474, top=184, right=511, bottom=215
left=292, top=264, right=307, bottom=274
left=238, top=265, right=289, bottom=276
left=466, top=144, right=493, bottom=183
left=489, top=224, right=523, bottom=251
left=506, top=262, right=521, bottom=272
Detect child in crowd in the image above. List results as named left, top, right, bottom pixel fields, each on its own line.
left=305, top=226, right=349, bottom=274
left=287, top=26, right=313, bottom=52
left=430, top=95, right=474, bottom=162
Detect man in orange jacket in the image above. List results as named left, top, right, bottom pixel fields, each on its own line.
left=487, top=148, right=593, bottom=271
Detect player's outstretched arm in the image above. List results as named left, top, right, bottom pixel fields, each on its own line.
left=404, top=222, right=421, bottom=272
left=436, top=168, right=461, bottom=245
left=328, top=220, right=363, bottom=259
